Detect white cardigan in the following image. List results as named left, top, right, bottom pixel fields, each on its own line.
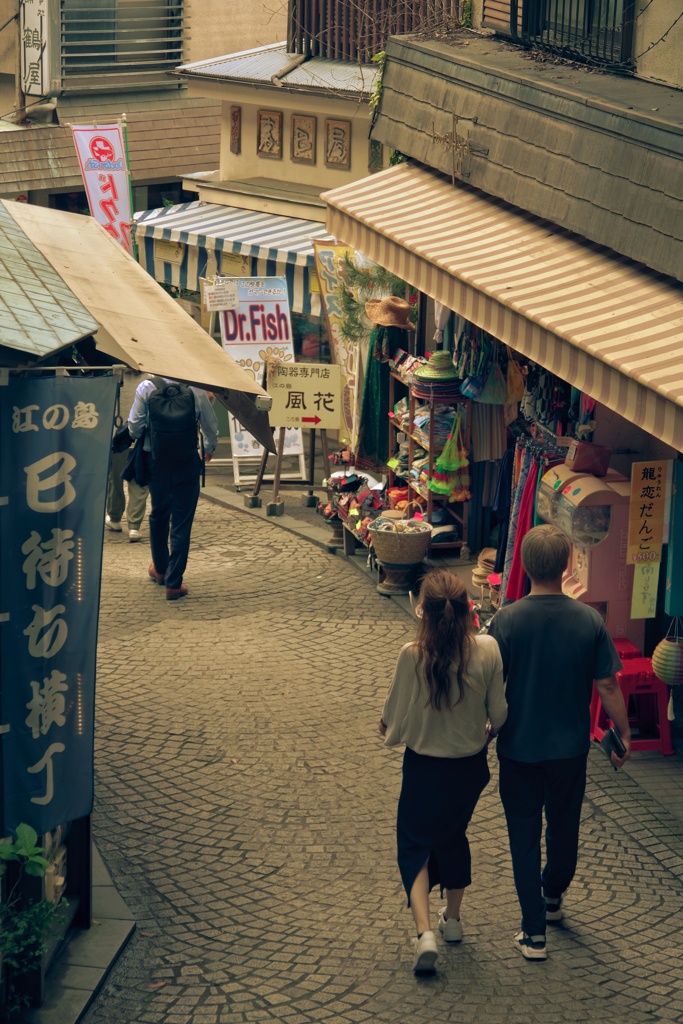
left=382, top=635, right=507, bottom=758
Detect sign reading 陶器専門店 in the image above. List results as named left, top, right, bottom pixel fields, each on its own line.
left=219, top=278, right=304, bottom=464
left=268, top=363, right=341, bottom=431
left=0, top=375, right=117, bottom=835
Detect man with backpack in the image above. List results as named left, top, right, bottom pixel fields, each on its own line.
left=128, top=376, right=218, bottom=600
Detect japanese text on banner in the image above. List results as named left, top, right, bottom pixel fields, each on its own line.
left=71, top=124, right=133, bottom=253
left=626, top=461, right=668, bottom=565
left=0, top=375, right=117, bottom=835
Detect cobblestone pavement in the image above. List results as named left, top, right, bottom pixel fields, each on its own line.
left=83, top=499, right=683, bottom=1024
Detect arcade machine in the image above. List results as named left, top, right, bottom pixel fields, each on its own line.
left=537, top=465, right=644, bottom=649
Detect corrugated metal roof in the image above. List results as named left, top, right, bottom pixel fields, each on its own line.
left=178, top=43, right=378, bottom=95
left=0, top=203, right=97, bottom=359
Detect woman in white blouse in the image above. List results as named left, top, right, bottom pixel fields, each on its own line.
left=379, top=569, right=507, bottom=974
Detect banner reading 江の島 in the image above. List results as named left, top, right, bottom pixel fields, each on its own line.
left=0, top=374, right=117, bottom=836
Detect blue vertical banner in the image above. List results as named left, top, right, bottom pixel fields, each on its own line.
left=0, top=374, right=117, bottom=836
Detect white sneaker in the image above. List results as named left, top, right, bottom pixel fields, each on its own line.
left=128, top=529, right=142, bottom=542
left=412, top=930, right=438, bottom=973
left=513, top=930, right=547, bottom=961
left=105, top=516, right=122, bottom=532
left=438, top=908, right=463, bottom=942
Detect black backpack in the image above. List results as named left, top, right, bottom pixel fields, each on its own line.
left=148, top=376, right=198, bottom=463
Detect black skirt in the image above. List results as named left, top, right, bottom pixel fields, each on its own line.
left=397, top=746, right=490, bottom=905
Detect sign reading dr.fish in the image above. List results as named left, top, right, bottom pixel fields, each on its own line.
left=219, top=278, right=303, bottom=459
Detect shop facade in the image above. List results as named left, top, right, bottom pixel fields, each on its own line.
left=134, top=42, right=382, bottom=361
left=316, top=30, right=683, bottom=744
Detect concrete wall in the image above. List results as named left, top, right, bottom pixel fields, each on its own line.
left=635, top=0, right=683, bottom=89
left=185, top=0, right=287, bottom=63
left=0, top=0, right=288, bottom=93
left=0, top=0, right=16, bottom=78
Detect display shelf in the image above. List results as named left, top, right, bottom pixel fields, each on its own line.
left=389, top=374, right=471, bottom=552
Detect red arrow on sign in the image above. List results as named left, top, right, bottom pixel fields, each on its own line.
left=301, top=416, right=322, bottom=424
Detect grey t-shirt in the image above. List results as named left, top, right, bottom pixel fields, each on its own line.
left=488, top=595, right=622, bottom=763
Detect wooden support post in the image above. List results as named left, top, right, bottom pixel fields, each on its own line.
left=301, top=427, right=319, bottom=507
left=266, top=427, right=286, bottom=516
left=244, top=431, right=273, bottom=508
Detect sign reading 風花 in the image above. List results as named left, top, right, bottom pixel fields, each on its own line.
left=0, top=374, right=117, bottom=835
left=268, top=363, right=341, bottom=431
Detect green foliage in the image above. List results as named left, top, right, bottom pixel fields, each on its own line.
left=337, top=254, right=412, bottom=343
left=461, top=1, right=473, bottom=27
left=389, top=150, right=407, bottom=166
left=369, top=51, right=386, bottom=113
left=0, top=825, right=63, bottom=1020
left=0, top=824, right=50, bottom=878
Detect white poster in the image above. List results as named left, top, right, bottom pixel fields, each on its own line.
left=219, top=278, right=304, bottom=460
left=71, top=124, right=133, bottom=254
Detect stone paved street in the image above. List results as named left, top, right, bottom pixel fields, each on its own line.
left=83, top=499, right=683, bottom=1024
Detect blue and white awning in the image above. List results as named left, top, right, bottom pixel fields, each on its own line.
left=134, top=201, right=333, bottom=317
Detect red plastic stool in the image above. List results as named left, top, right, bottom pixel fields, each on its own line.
left=590, top=639, right=642, bottom=739
left=591, top=657, right=674, bottom=755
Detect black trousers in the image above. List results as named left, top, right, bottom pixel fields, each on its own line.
left=498, top=753, right=587, bottom=936
left=148, top=459, right=200, bottom=590
left=397, top=747, right=490, bottom=905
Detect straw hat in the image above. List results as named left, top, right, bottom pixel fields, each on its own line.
left=364, top=295, right=416, bottom=330
left=413, top=350, right=460, bottom=381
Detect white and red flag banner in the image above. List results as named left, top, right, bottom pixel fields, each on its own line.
left=71, top=124, right=133, bottom=254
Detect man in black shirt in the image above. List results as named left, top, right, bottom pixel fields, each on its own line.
left=488, top=524, right=631, bottom=961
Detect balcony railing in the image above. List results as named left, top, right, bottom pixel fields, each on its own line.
left=515, top=0, right=635, bottom=69
left=288, top=0, right=461, bottom=63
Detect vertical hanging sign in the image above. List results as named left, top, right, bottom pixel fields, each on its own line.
left=0, top=374, right=117, bottom=836
left=71, top=123, right=134, bottom=254
left=20, top=0, right=57, bottom=98
left=627, top=460, right=670, bottom=620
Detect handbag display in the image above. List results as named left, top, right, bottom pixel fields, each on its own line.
left=474, top=361, right=508, bottom=405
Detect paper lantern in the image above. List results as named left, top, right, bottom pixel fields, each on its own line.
left=651, top=637, right=683, bottom=686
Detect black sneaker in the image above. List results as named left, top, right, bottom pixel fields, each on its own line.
left=514, top=931, right=547, bottom=961
left=544, top=895, right=563, bottom=923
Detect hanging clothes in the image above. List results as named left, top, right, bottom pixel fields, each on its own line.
left=503, top=458, right=540, bottom=603
left=500, top=444, right=532, bottom=597
left=357, top=325, right=405, bottom=469
left=493, top=448, right=515, bottom=574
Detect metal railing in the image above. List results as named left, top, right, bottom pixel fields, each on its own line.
left=288, top=0, right=461, bottom=63
left=520, top=0, right=635, bottom=69
left=61, top=0, right=183, bottom=83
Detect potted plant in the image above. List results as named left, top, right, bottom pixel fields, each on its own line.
left=0, top=824, right=64, bottom=1021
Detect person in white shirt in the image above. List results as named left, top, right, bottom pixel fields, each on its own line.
left=379, top=570, right=507, bottom=975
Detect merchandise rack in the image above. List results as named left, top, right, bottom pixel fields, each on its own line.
left=388, top=371, right=471, bottom=554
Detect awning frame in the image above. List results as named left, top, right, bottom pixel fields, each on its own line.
left=323, top=163, right=683, bottom=452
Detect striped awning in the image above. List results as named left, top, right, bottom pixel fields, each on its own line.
left=134, top=201, right=333, bottom=317
left=323, top=164, right=683, bottom=452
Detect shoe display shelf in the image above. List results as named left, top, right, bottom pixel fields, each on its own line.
left=388, top=371, right=471, bottom=556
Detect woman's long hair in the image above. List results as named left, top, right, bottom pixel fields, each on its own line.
left=414, top=570, right=473, bottom=710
